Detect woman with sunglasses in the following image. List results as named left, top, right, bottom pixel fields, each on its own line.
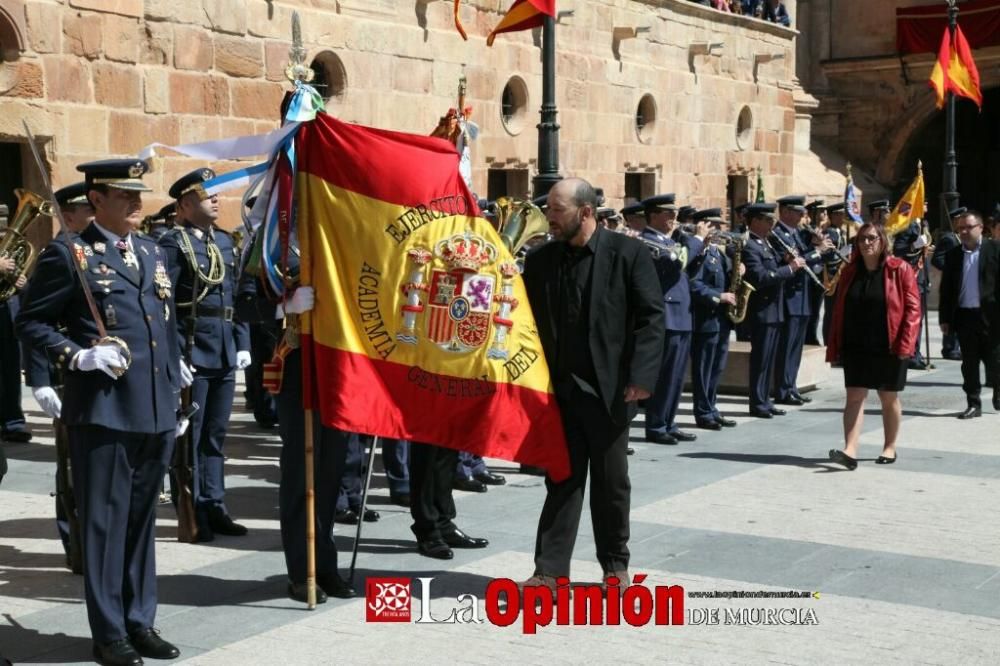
left=825, top=222, right=922, bottom=469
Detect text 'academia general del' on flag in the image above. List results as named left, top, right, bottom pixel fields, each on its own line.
left=294, top=112, right=570, bottom=481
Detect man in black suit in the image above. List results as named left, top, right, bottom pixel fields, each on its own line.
left=932, top=208, right=964, bottom=360
left=521, top=177, right=664, bottom=590
left=939, top=209, right=1000, bottom=419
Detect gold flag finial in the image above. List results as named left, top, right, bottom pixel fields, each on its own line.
left=285, top=11, right=314, bottom=84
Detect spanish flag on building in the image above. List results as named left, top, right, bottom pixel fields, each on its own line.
left=295, top=112, right=570, bottom=481
left=487, top=0, right=556, bottom=46
left=929, top=23, right=982, bottom=109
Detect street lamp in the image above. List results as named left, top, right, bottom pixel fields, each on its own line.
left=942, top=0, right=960, bottom=220
left=532, top=14, right=561, bottom=199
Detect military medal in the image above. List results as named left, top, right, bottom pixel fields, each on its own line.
left=73, top=244, right=88, bottom=270
left=93, top=241, right=106, bottom=254
left=164, top=302, right=170, bottom=321
left=104, top=304, right=118, bottom=328
left=154, top=261, right=172, bottom=299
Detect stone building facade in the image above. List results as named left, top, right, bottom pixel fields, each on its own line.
left=0, top=0, right=811, bottom=241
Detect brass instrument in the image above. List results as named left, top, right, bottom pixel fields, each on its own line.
left=821, top=225, right=853, bottom=296
left=494, top=197, right=550, bottom=256
left=0, top=189, right=54, bottom=301
left=726, top=233, right=755, bottom=324
left=768, top=230, right=826, bottom=290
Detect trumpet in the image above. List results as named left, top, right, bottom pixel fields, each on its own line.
left=768, top=230, right=826, bottom=290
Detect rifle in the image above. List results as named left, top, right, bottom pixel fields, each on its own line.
left=171, top=250, right=201, bottom=543
left=52, top=417, right=83, bottom=573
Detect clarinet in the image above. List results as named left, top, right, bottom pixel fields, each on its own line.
left=769, top=230, right=826, bottom=289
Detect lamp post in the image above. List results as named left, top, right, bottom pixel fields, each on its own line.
left=532, top=14, right=561, bottom=199
left=941, top=0, right=960, bottom=220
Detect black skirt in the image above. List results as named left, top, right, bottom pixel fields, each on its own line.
left=842, top=351, right=908, bottom=391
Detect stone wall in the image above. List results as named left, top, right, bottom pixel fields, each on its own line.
left=0, top=0, right=798, bottom=235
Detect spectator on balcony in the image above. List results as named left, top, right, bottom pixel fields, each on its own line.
left=712, top=0, right=733, bottom=11
left=763, top=0, right=791, bottom=26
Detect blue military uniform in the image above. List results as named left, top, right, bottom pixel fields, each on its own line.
left=769, top=196, right=824, bottom=404
left=15, top=160, right=181, bottom=653
left=687, top=210, right=736, bottom=429
left=804, top=200, right=826, bottom=345
left=820, top=202, right=852, bottom=344
left=144, top=203, right=176, bottom=242
left=741, top=204, right=796, bottom=416
left=640, top=194, right=703, bottom=444
left=159, top=168, right=251, bottom=539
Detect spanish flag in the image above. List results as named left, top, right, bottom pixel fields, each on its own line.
left=885, top=162, right=925, bottom=239
left=929, top=24, right=982, bottom=109
left=295, top=112, right=570, bottom=481
left=487, top=0, right=556, bottom=47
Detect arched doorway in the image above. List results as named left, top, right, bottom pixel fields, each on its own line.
left=901, top=86, right=1000, bottom=229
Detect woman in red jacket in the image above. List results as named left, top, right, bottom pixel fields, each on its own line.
left=826, top=222, right=922, bottom=469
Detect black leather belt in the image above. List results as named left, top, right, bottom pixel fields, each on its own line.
left=181, top=305, right=234, bottom=321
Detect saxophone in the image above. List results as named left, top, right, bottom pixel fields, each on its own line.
left=726, top=233, right=755, bottom=324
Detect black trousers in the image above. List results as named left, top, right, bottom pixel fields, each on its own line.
left=409, top=442, right=458, bottom=541
left=954, top=308, right=1000, bottom=405
left=534, top=386, right=630, bottom=577
left=0, top=302, right=25, bottom=433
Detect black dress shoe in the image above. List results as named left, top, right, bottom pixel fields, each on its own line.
left=993, top=391, right=1000, bottom=411
left=696, top=419, right=722, bottom=431
left=209, top=513, right=248, bottom=536
left=626, top=447, right=635, bottom=456
left=389, top=493, right=411, bottom=507
left=93, top=639, right=143, bottom=666
left=748, top=409, right=773, bottom=419
left=474, top=471, right=506, bottom=486
left=1, top=429, right=32, bottom=443
left=670, top=430, right=697, bottom=442
left=318, top=573, right=357, bottom=599
left=716, top=416, right=737, bottom=428
left=129, top=628, right=180, bottom=660
left=335, top=509, right=359, bottom=525
left=793, top=393, right=813, bottom=403
left=645, top=431, right=678, bottom=445
left=958, top=405, right=982, bottom=419
left=453, top=477, right=488, bottom=493
left=769, top=407, right=786, bottom=416
left=288, top=581, right=328, bottom=604
left=443, top=528, right=489, bottom=549
left=417, top=539, right=454, bottom=560
left=828, top=449, right=858, bottom=471
left=775, top=396, right=804, bottom=406
left=362, top=508, right=380, bottom=522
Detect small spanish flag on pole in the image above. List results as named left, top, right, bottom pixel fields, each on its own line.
left=929, top=23, right=982, bottom=109
left=885, top=161, right=925, bottom=239
left=487, top=0, right=556, bottom=46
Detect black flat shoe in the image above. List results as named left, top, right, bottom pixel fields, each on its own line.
left=93, top=639, right=143, bottom=666
left=474, top=471, right=506, bottom=486
left=288, top=581, right=328, bottom=604
left=670, top=430, right=697, bottom=442
left=645, top=431, right=678, bottom=445
left=716, top=416, right=737, bottom=428
left=129, top=628, right=180, bottom=660
left=453, top=477, right=488, bottom=493
left=748, top=409, right=773, bottom=419
left=769, top=407, right=786, bottom=416
left=828, top=449, right=858, bottom=471
left=318, top=573, right=357, bottom=599
left=443, top=528, right=489, bottom=549
left=417, top=539, right=454, bottom=560
left=696, top=419, right=722, bottom=431
left=875, top=455, right=897, bottom=465
left=958, top=405, right=982, bottom=420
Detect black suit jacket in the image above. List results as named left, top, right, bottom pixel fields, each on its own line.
left=522, top=227, right=665, bottom=428
left=939, top=239, right=1000, bottom=336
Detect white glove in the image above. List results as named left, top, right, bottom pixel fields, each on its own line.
left=33, top=386, right=61, bottom=419
left=175, top=417, right=190, bottom=439
left=179, top=361, right=195, bottom=388
left=74, top=344, right=128, bottom=379
left=913, top=235, right=928, bottom=250
left=236, top=350, right=252, bottom=370
left=284, top=286, right=315, bottom=314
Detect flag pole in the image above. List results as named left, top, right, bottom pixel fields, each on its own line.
left=532, top=12, right=561, bottom=199
left=349, top=436, right=379, bottom=583
left=942, top=0, right=960, bottom=221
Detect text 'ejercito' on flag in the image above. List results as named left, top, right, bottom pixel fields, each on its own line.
left=295, top=113, right=569, bottom=481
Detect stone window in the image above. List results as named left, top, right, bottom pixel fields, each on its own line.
left=635, top=94, right=657, bottom=144
left=624, top=172, right=655, bottom=203
left=487, top=168, right=530, bottom=201
left=500, top=76, right=529, bottom=136
left=310, top=50, right=347, bottom=104
left=736, top=105, right=753, bottom=151
left=0, top=0, right=26, bottom=61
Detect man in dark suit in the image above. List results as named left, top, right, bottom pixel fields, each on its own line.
left=17, top=159, right=185, bottom=666
left=742, top=203, right=807, bottom=417
left=932, top=208, right=963, bottom=360
left=938, top=209, right=1000, bottom=419
left=521, top=177, right=664, bottom=589
left=160, top=168, right=251, bottom=541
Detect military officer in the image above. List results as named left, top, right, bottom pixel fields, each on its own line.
left=16, top=159, right=186, bottom=665
left=820, top=202, right=853, bottom=344
left=804, top=200, right=826, bottom=345
left=892, top=203, right=932, bottom=370
left=641, top=194, right=704, bottom=445
left=142, top=203, right=176, bottom=241
left=0, top=211, right=30, bottom=443
left=159, top=168, right=252, bottom=541
left=22, top=182, right=95, bottom=574
left=769, top=195, right=830, bottom=406
left=687, top=208, right=738, bottom=430
left=869, top=199, right=891, bottom=226
left=621, top=203, right=645, bottom=232
left=742, top=203, right=807, bottom=417
left=453, top=451, right=506, bottom=492
left=235, top=231, right=356, bottom=603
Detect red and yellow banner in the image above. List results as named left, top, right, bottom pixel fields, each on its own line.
left=487, top=0, right=556, bottom=46
left=929, top=24, right=982, bottom=110
left=295, top=112, right=569, bottom=481
left=885, top=163, right=924, bottom=239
